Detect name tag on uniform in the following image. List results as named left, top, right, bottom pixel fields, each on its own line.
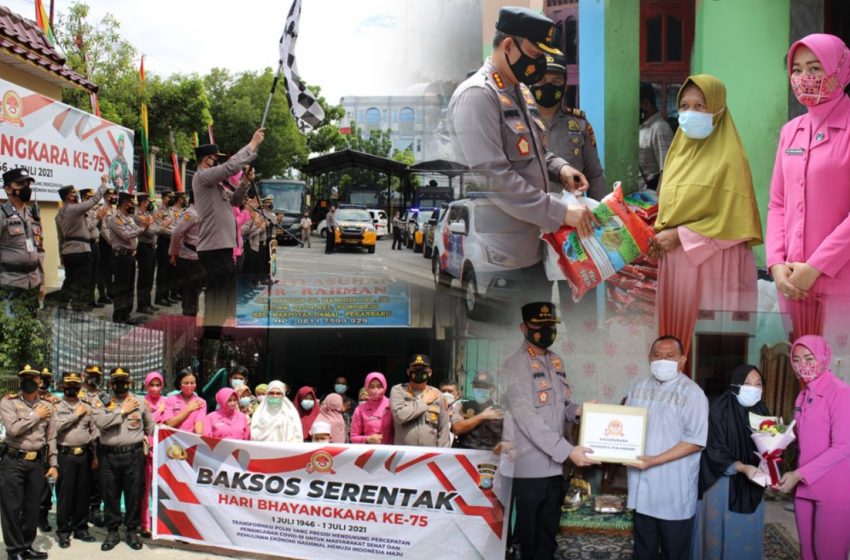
left=785, top=147, right=805, bottom=155
left=25, top=238, right=35, bottom=252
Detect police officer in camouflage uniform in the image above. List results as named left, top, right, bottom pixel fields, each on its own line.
left=530, top=52, right=608, bottom=201
left=134, top=193, right=159, bottom=314
left=0, top=169, right=43, bottom=314
left=450, top=370, right=504, bottom=450
left=0, top=365, right=57, bottom=560
left=107, top=193, right=145, bottom=324
left=53, top=372, right=98, bottom=548
left=448, top=8, right=595, bottom=302
left=504, top=302, right=599, bottom=560
left=93, top=367, right=154, bottom=551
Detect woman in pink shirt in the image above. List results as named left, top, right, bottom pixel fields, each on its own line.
left=350, top=372, right=393, bottom=445
left=202, top=388, right=250, bottom=440
left=777, top=335, right=850, bottom=560
left=767, top=34, right=850, bottom=345
left=163, top=369, right=206, bottom=434
left=141, top=371, right=167, bottom=537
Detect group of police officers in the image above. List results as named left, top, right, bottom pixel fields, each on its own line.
left=0, top=364, right=152, bottom=559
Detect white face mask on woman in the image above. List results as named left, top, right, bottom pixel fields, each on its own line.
left=735, top=385, right=763, bottom=407
left=649, top=359, right=680, bottom=382
left=678, top=109, right=724, bottom=140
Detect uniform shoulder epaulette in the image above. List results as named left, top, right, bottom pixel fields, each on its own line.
left=490, top=71, right=506, bottom=90
left=526, top=345, right=538, bottom=358
left=41, top=394, right=60, bottom=404
left=563, top=107, right=586, bottom=119
left=4, top=392, right=18, bottom=399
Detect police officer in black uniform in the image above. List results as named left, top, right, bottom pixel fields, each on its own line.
left=0, top=365, right=57, bottom=560
left=450, top=371, right=504, bottom=450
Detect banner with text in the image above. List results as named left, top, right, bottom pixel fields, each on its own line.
left=236, top=273, right=411, bottom=328
left=0, top=78, right=135, bottom=200
left=153, top=427, right=509, bottom=560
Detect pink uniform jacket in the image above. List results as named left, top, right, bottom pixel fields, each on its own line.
left=766, top=95, right=850, bottom=295
left=163, top=394, right=207, bottom=433
left=793, top=371, right=850, bottom=501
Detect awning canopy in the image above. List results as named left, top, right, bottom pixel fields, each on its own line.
left=408, top=159, right=469, bottom=178
left=300, top=149, right=409, bottom=176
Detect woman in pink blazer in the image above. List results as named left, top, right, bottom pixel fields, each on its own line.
left=778, top=335, right=850, bottom=560
left=767, top=34, right=850, bottom=344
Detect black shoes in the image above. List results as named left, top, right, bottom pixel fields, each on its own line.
left=22, top=549, right=48, bottom=560
left=89, top=510, right=105, bottom=528
left=126, top=531, right=143, bottom=550
left=37, top=521, right=51, bottom=532
left=74, top=530, right=96, bottom=542
left=101, top=531, right=120, bottom=551
left=58, top=535, right=71, bottom=548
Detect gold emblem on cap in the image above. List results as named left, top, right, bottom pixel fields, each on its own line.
left=415, top=355, right=424, bottom=364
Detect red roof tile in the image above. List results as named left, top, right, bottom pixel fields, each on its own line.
left=0, top=5, right=97, bottom=92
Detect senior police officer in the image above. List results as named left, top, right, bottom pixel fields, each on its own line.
left=530, top=53, right=607, bottom=201
left=450, top=370, right=504, bottom=450
left=0, top=365, right=57, bottom=560
left=108, top=193, right=147, bottom=324
left=53, top=372, right=98, bottom=548
left=192, top=129, right=264, bottom=329
left=134, top=193, right=159, bottom=314
left=93, top=367, right=154, bottom=551
left=503, top=302, right=599, bottom=560
left=0, top=169, right=43, bottom=312
left=389, top=354, right=451, bottom=448
left=448, top=8, right=595, bottom=302
left=55, top=175, right=110, bottom=311
left=169, top=195, right=203, bottom=316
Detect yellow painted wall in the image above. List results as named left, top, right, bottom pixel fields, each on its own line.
left=1, top=65, right=62, bottom=100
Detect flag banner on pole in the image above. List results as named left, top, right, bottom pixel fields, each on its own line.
left=153, top=426, right=510, bottom=560
left=139, top=56, right=153, bottom=196
left=279, top=0, right=325, bottom=132
left=34, top=0, right=56, bottom=46
left=168, top=129, right=183, bottom=192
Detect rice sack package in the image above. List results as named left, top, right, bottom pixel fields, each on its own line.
left=542, top=182, right=655, bottom=302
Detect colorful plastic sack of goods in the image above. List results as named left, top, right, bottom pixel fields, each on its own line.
left=542, top=183, right=656, bottom=302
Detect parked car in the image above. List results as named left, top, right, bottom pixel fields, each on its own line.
left=400, top=209, right=418, bottom=247
left=423, top=204, right=449, bottom=259
left=410, top=208, right=436, bottom=253
left=431, top=197, right=527, bottom=319
left=368, top=209, right=389, bottom=239
left=331, top=208, right=377, bottom=253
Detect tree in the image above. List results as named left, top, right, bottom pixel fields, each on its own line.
left=203, top=68, right=308, bottom=177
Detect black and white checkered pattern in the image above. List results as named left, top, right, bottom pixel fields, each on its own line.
left=279, top=0, right=325, bottom=133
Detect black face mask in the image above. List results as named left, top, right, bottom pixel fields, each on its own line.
left=40, top=379, right=51, bottom=391
left=20, top=377, right=39, bottom=394
left=107, top=197, right=117, bottom=205
left=408, top=367, right=431, bottom=384
left=86, top=376, right=100, bottom=388
left=12, top=185, right=33, bottom=203
left=112, top=382, right=129, bottom=395
left=531, top=83, right=563, bottom=108
left=506, top=42, right=547, bottom=86
left=64, top=387, right=80, bottom=398
left=525, top=324, right=557, bottom=349
left=126, top=206, right=135, bottom=216
left=166, top=198, right=176, bottom=207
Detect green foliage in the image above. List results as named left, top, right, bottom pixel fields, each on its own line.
left=0, top=297, right=49, bottom=374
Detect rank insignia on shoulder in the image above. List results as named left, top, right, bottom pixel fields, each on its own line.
left=491, top=72, right=505, bottom=90
left=526, top=346, right=537, bottom=357
left=567, top=107, right=586, bottom=119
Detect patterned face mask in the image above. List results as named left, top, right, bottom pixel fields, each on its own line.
left=791, top=48, right=847, bottom=106
left=792, top=361, right=824, bottom=383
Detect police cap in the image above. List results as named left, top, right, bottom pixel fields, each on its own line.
left=62, top=372, right=83, bottom=385
left=117, top=192, right=135, bottom=207
left=472, top=370, right=495, bottom=388
left=136, top=193, right=150, bottom=204
left=408, top=354, right=431, bottom=368
left=194, top=144, right=226, bottom=161
left=40, top=367, right=53, bottom=380
left=58, top=186, right=77, bottom=200
left=495, top=7, right=562, bottom=55
left=521, top=301, right=561, bottom=325
left=544, top=52, right=567, bottom=74
left=18, top=364, right=40, bottom=377
left=110, top=367, right=130, bottom=379
left=3, top=168, right=35, bottom=186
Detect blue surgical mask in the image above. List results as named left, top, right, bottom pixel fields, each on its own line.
left=334, top=384, right=347, bottom=394
left=735, top=385, right=763, bottom=408
left=239, top=396, right=251, bottom=408
left=472, top=388, right=491, bottom=405
left=301, top=399, right=315, bottom=410
left=678, top=110, right=721, bottom=140
left=231, top=379, right=245, bottom=389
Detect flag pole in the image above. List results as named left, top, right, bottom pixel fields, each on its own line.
left=260, top=60, right=284, bottom=129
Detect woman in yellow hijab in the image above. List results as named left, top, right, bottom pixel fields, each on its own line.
left=652, top=75, right=763, bottom=357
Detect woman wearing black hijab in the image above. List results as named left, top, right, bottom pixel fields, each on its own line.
left=692, top=364, right=770, bottom=560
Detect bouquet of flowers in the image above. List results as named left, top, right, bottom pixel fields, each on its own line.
left=749, top=413, right=796, bottom=487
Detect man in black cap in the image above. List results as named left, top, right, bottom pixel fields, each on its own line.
left=448, top=7, right=596, bottom=303
left=502, top=301, right=599, bottom=560
left=107, top=193, right=146, bottom=324
left=92, top=367, right=154, bottom=551
left=134, top=193, right=158, bottom=314
left=53, top=372, right=98, bottom=548
left=0, top=365, right=57, bottom=560
left=450, top=370, right=504, bottom=451
left=192, top=129, right=264, bottom=329
left=0, top=168, right=43, bottom=312
left=389, top=354, right=451, bottom=447
left=95, top=188, right=118, bottom=305
left=55, top=175, right=110, bottom=311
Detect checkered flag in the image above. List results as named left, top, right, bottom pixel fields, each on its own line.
left=278, top=0, right=324, bottom=133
